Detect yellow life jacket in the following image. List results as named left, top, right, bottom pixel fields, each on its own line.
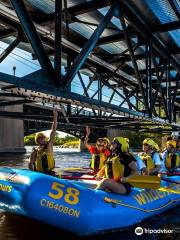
left=105, top=156, right=124, bottom=182
left=140, top=153, right=155, bottom=172
left=165, top=153, right=180, bottom=170
left=35, top=147, right=55, bottom=172
left=91, top=152, right=106, bottom=171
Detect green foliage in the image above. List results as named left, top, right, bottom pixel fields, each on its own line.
left=53, top=134, right=79, bottom=146
left=24, top=133, right=79, bottom=147
left=62, top=140, right=79, bottom=148
left=121, top=131, right=167, bottom=150
left=24, top=134, right=36, bottom=145
left=155, top=107, right=166, bottom=118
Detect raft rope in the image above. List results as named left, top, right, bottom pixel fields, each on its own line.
left=104, top=197, right=180, bottom=212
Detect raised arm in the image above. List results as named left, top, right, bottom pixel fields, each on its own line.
left=48, top=109, right=58, bottom=146
left=84, top=126, right=91, bottom=150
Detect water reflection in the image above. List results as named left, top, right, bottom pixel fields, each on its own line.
left=0, top=147, right=179, bottom=240
left=0, top=209, right=179, bottom=240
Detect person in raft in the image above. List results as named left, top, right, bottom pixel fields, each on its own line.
left=139, top=138, right=161, bottom=175
left=84, top=127, right=111, bottom=172
left=124, top=138, right=147, bottom=175
left=161, top=139, right=180, bottom=172
left=28, top=109, right=58, bottom=175
left=96, top=137, right=138, bottom=195
left=176, top=137, right=180, bottom=172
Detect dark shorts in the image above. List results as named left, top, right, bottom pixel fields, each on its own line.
left=123, top=183, right=132, bottom=194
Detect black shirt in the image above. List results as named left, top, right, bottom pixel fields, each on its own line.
left=119, top=153, right=136, bottom=177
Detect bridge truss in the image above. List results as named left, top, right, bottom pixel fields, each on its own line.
left=0, top=0, right=180, bottom=134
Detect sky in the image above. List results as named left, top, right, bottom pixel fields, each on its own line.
left=0, top=40, right=130, bottom=137
left=0, top=40, right=127, bottom=107
left=0, top=41, right=40, bottom=77
left=0, top=41, right=72, bottom=136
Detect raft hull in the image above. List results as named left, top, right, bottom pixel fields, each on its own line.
left=0, top=167, right=179, bottom=235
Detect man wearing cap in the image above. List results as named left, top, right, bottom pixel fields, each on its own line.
left=28, top=109, right=58, bottom=175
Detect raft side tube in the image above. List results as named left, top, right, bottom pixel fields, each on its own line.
left=0, top=168, right=179, bottom=235
left=23, top=176, right=101, bottom=235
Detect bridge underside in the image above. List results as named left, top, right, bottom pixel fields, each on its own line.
left=0, top=0, right=179, bottom=136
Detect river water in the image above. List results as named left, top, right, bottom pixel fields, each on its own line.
left=0, top=146, right=179, bottom=240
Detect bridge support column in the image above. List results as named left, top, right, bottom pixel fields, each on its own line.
left=107, top=128, right=128, bottom=141
left=0, top=104, right=26, bottom=153
left=79, top=139, right=87, bottom=152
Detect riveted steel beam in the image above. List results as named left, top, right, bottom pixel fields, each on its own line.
left=0, top=35, right=20, bottom=63
left=10, top=0, right=60, bottom=87
left=168, top=0, right=180, bottom=20
left=119, top=0, right=180, bottom=74
left=54, top=0, right=62, bottom=81
left=0, top=28, right=16, bottom=40
left=0, top=4, right=141, bottom=87
left=63, top=4, right=117, bottom=87
left=2, top=71, right=179, bottom=128
left=153, top=20, right=180, bottom=33
left=118, top=4, right=149, bottom=113
left=63, top=0, right=109, bottom=16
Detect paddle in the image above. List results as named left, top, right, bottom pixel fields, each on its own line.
left=63, top=167, right=94, bottom=174
left=61, top=175, right=161, bottom=190
left=61, top=168, right=94, bottom=177
left=133, top=176, right=180, bottom=189
left=61, top=175, right=180, bottom=194
left=161, top=177, right=180, bottom=185
left=125, top=175, right=160, bottom=189
left=159, top=172, right=180, bottom=176
left=61, top=175, right=96, bottom=181
left=63, top=167, right=92, bottom=171
left=158, top=187, right=180, bottom=194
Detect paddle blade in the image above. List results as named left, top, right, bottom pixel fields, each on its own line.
left=64, top=167, right=83, bottom=171
left=63, top=167, right=94, bottom=174
left=158, top=187, right=180, bottom=194
left=127, top=175, right=161, bottom=189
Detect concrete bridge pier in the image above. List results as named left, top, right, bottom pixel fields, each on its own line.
left=79, top=139, right=88, bottom=152
left=107, top=129, right=128, bottom=141
left=0, top=104, right=26, bottom=153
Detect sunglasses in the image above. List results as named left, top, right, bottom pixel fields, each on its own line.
left=97, top=144, right=104, bottom=147
left=97, top=139, right=104, bottom=143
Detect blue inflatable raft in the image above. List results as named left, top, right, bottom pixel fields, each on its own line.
left=0, top=167, right=179, bottom=235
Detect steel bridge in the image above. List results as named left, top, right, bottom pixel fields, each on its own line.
left=0, top=0, right=180, bottom=136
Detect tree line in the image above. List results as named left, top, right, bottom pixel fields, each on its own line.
left=24, top=133, right=79, bottom=146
